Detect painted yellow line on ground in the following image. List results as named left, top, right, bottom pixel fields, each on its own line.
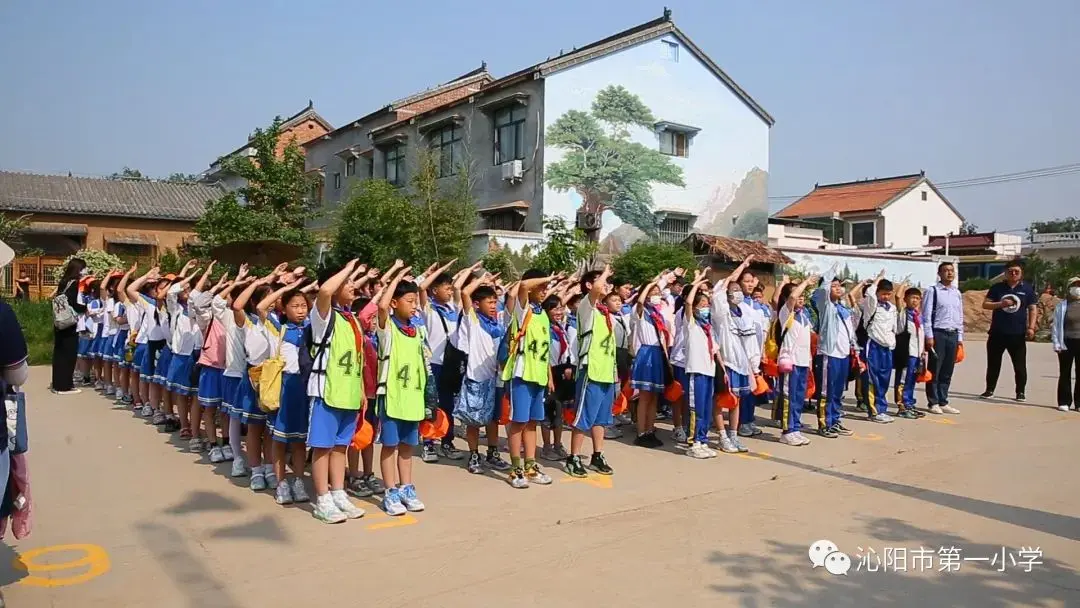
left=736, top=451, right=772, bottom=460
left=13, top=543, right=110, bottom=587
left=852, top=432, right=884, bottom=441
left=560, top=475, right=614, bottom=489
left=923, top=416, right=957, bottom=425
left=366, top=513, right=419, bottom=530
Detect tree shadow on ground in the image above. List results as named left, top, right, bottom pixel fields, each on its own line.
left=761, top=453, right=1080, bottom=542
left=706, top=517, right=1080, bottom=607
left=163, top=489, right=292, bottom=542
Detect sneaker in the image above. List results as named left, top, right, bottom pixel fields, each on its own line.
left=509, top=467, right=529, bottom=489
left=1060, top=405, right=1071, bottom=412
left=188, top=437, right=203, bottom=452
left=330, top=489, right=366, bottom=519
left=672, top=426, right=688, bottom=445
left=275, top=481, right=294, bottom=505
left=122, top=394, right=134, bottom=405
left=111, top=399, right=128, bottom=410
left=466, top=452, right=484, bottom=474
left=221, top=444, right=235, bottom=461
left=730, top=434, right=749, bottom=453
left=941, top=405, right=960, bottom=414
left=897, top=410, right=918, bottom=419
left=363, top=473, right=386, bottom=495
left=604, top=426, right=624, bottom=440
left=383, top=488, right=407, bottom=516
left=208, top=446, right=225, bottom=463
left=646, top=431, right=663, bottom=448
left=105, top=387, right=116, bottom=396
left=151, top=412, right=167, bottom=425
left=140, top=404, right=154, bottom=417
left=540, top=446, right=561, bottom=461
left=291, top=478, right=309, bottom=502
left=738, top=423, right=763, bottom=437
left=614, top=413, right=632, bottom=426
left=912, top=409, right=927, bottom=418
left=52, top=388, right=83, bottom=395
left=313, top=494, right=347, bottom=524
left=979, top=391, right=994, bottom=399
left=348, top=475, right=373, bottom=498
left=688, top=443, right=712, bottom=459
left=439, top=443, right=464, bottom=460
left=855, top=402, right=868, bottom=412
left=553, top=444, right=569, bottom=460
left=421, top=443, right=439, bottom=463
left=485, top=449, right=510, bottom=471
left=717, top=435, right=739, bottom=453
left=230, top=455, right=249, bottom=478
left=833, top=423, right=854, bottom=436
left=1015, top=393, right=1026, bottom=402
left=818, top=426, right=839, bottom=439
left=589, top=453, right=614, bottom=474
left=163, top=418, right=182, bottom=433
left=871, top=413, right=894, bottom=424
left=793, top=432, right=812, bottom=446
left=780, top=433, right=804, bottom=446
left=265, top=468, right=279, bottom=490
left=399, top=484, right=425, bottom=512
left=250, top=471, right=267, bottom=492
left=929, top=404, right=944, bottom=414
left=527, top=463, right=553, bottom=485
left=563, top=455, right=588, bottom=478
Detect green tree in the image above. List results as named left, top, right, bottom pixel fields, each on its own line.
left=410, top=150, right=476, bottom=266
left=166, top=172, right=200, bottom=183
left=330, top=180, right=418, bottom=269
left=1030, top=217, right=1080, bottom=235
left=532, top=216, right=597, bottom=274
left=1020, top=252, right=1051, bottom=290
left=0, top=213, right=32, bottom=254
left=610, top=241, right=698, bottom=286
left=545, top=85, right=685, bottom=238
left=108, top=167, right=144, bottom=180
left=481, top=244, right=535, bottom=282
left=959, top=221, right=980, bottom=235
left=54, top=249, right=124, bottom=281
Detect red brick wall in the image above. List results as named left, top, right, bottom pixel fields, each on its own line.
left=275, top=118, right=329, bottom=157
left=394, top=83, right=484, bottom=119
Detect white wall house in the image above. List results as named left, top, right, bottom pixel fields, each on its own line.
left=772, top=172, right=964, bottom=251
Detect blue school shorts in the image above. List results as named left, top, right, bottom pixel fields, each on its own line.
left=221, top=374, right=242, bottom=416
left=272, top=373, right=310, bottom=444
left=197, top=367, right=225, bottom=408
left=153, top=346, right=173, bottom=386
left=77, top=335, right=92, bottom=358
left=377, top=407, right=420, bottom=448
left=509, top=377, right=545, bottom=423
left=166, top=353, right=196, bottom=395
left=573, top=366, right=615, bottom=432
left=307, top=397, right=357, bottom=448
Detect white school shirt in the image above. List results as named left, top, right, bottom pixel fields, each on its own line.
left=100, top=297, right=117, bottom=337
left=166, top=284, right=202, bottom=356
left=897, top=308, right=926, bottom=360
left=114, top=300, right=130, bottom=331
left=139, top=296, right=168, bottom=342
left=632, top=307, right=663, bottom=351
left=712, top=289, right=753, bottom=377
left=243, top=316, right=270, bottom=366
left=778, top=302, right=813, bottom=368
left=550, top=321, right=578, bottom=367
left=128, top=301, right=146, bottom=344
left=825, top=308, right=855, bottom=360
left=424, top=301, right=459, bottom=366
left=668, top=313, right=687, bottom=367
left=457, top=309, right=499, bottom=382
left=684, top=315, right=718, bottom=377
left=86, top=299, right=103, bottom=336
left=215, top=297, right=247, bottom=377
left=862, top=284, right=898, bottom=350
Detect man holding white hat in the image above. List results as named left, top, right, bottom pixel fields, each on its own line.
left=981, top=259, right=1038, bottom=402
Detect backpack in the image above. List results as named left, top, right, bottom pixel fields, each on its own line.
left=496, top=307, right=532, bottom=368
left=52, top=281, right=77, bottom=330
left=257, top=323, right=287, bottom=413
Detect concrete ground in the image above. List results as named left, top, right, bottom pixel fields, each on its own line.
left=2, top=341, right=1079, bottom=607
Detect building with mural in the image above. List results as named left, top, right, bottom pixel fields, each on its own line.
left=302, top=9, right=772, bottom=258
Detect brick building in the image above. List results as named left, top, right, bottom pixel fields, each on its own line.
left=0, top=171, right=223, bottom=298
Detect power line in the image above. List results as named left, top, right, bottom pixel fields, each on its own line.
left=768, top=162, right=1080, bottom=201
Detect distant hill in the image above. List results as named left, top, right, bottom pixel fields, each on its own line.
left=699, top=167, right=768, bottom=238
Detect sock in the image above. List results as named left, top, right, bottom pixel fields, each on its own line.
left=524, top=458, right=536, bottom=470
left=229, top=418, right=243, bottom=456
left=511, top=455, right=522, bottom=469
left=592, top=452, right=601, bottom=460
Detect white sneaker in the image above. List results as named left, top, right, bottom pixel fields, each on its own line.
left=1060, top=405, right=1071, bottom=412
left=780, top=433, right=804, bottom=446
left=929, top=405, right=944, bottom=415
left=941, top=405, right=960, bottom=415
left=208, top=446, right=225, bottom=463
left=399, top=484, right=425, bottom=512
left=230, top=455, right=249, bottom=478
left=673, top=426, right=688, bottom=445
left=718, top=435, right=739, bottom=454
left=188, top=437, right=203, bottom=452
left=793, top=432, right=812, bottom=446
left=275, top=481, right=294, bottom=505
left=264, top=467, right=278, bottom=490
left=871, top=413, right=894, bottom=424
left=313, top=494, right=347, bottom=524
left=250, top=471, right=267, bottom=492
left=604, top=426, right=623, bottom=439
left=688, top=443, right=712, bottom=459
left=330, top=489, right=366, bottom=519
left=291, top=477, right=309, bottom=503
left=221, top=444, right=235, bottom=461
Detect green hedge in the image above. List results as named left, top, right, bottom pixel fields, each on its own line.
left=960, top=278, right=992, bottom=292
left=9, top=300, right=53, bottom=365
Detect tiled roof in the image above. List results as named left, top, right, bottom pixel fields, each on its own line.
left=927, top=233, right=994, bottom=249
left=683, top=233, right=792, bottom=265
left=772, top=174, right=924, bottom=219
left=0, top=171, right=223, bottom=222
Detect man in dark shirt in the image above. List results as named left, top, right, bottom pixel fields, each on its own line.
left=981, top=260, right=1038, bottom=401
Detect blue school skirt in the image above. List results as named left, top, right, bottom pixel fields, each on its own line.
left=271, top=373, right=310, bottom=443
left=109, top=330, right=129, bottom=362
left=198, top=367, right=225, bottom=408
left=89, top=334, right=106, bottom=359
left=166, top=353, right=196, bottom=395
left=152, top=346, right=173, bottom=386
left=221, top=374, right=241, bottom=416
left=231, top=367, right=267, bottom=424
left=133, top=343, right=148, bottom=376
left=77, top=335, right=92, bottom=358
left=630, top=344, right=665, bottom=393
left=726, top=369, right=752, bottom=396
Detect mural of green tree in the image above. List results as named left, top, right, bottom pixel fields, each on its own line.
left=544, top=85, right=685, bottom=237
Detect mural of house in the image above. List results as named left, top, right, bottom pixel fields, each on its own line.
left=302, top=9, right=772, bottom=258
left=772, top=172, right=965, bottom=250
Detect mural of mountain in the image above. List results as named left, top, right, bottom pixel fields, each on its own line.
left=700, top=167, right=768, bottom=239
left=694, top=182, right=737, bottom=231
left=598, top=223, right=646, bottom=256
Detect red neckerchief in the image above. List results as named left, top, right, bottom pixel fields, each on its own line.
left=645, top=304, right=669, bottom=345
left=596, top=303, right=614, bottom=333
left=390, top=314, right=418, bottom=338
left=697, top=317, right=715, bottom=357
left=337, top=309, right=365, bottom=356
left=909, top=307, right=921, bottom=332
left=551, top=322, right=569, bottom=361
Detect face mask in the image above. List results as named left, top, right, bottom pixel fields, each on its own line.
left=1070, top=286, right=1080, bottom=299
left=729, top=290, right=743, bottom=303
left=695, top=308, right=711, bottom=322
left=79, top=268, right=90, bottom=277
left=648, top=295, right=662, bottom=307
left=662, top=288, right=671, bottom=298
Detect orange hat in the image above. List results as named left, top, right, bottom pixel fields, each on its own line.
left=419, top=409, right=449, bottom=441
left=350, top=416, right=374, bottom=451
left=663, top=380, right=684, bottom=403
left=162, top=273, right=178, bottom=282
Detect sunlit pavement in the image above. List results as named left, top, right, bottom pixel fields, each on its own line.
left=3, top=341, right=1079, bottom=607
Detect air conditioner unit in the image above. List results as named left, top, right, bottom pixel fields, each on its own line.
left=501, top=160, right=523, bottom=181
left=576, top=211, right=602, bottom=231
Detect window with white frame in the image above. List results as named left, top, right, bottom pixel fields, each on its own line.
left=850, top=221, right=876, bottom=246
left=655, top=121, right=699, bottom=158
left=662, top=40, right=679, bottom=62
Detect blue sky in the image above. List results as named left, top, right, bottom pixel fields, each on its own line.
left=1, top=0, right=1077, bottom=233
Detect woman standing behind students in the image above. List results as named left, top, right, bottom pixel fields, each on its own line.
left=52, top=257, right=88, bottom=394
